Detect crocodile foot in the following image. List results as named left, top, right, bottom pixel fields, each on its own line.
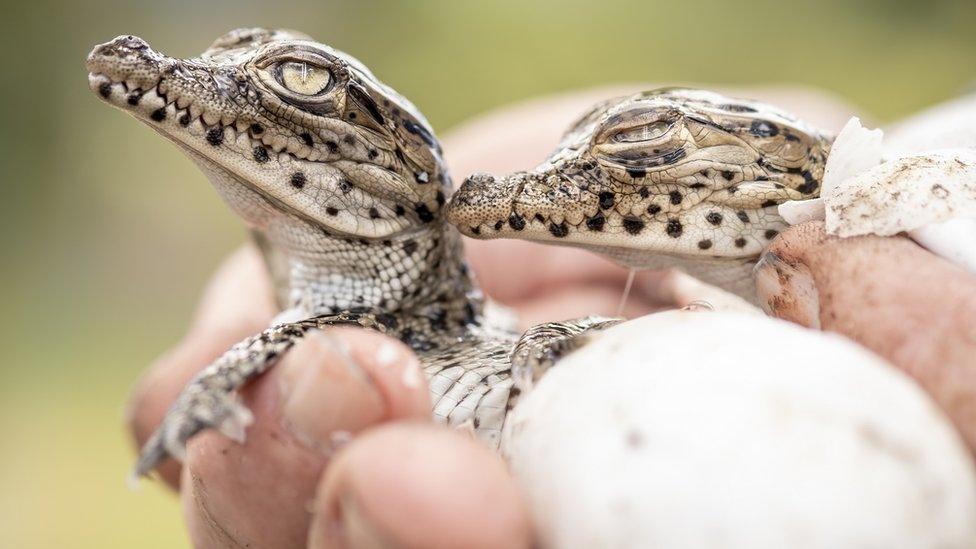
left=132, top=313, right=384, bottom=480
left=133, top=387, right=255, bottom=482
left=510, top=316, right=621, bottom=392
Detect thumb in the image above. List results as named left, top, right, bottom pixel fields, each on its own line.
left=308, top=422, right=532, bottom=549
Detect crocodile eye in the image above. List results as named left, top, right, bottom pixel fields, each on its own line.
left=278, top=61, right=331, bottom=95
left=612, top=121, right=671, bottom=143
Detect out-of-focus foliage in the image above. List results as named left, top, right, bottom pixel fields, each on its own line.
left=0, top=0, right=973, bottom=546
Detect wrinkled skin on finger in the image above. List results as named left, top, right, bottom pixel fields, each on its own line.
left=180, top=327, right=430, bottom=548
left=757, top=221, right=976, bottom=453
left=311, top=423, right=532, bottom=549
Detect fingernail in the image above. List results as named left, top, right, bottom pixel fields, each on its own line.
left=681, top=300, right=715, bottom=312
left=754, top=251, right=821, bottom=328
left=309, top=490, right=397, bottom=549
left=336, top=493, right=397, bottom=549
left=279, top=331, right=385, bottom=451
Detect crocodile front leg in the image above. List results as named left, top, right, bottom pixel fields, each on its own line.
left=510, top=316, right=622, bottom=392
left=134, top=313, right=392, bottom=479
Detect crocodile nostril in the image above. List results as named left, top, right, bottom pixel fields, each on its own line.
left=463, top=173, right=496, bottom=189
left=86, top=35, right=156, bottom=75
left=90, top=35, right=150, bottom=60
left=116, top=35, right=148, bottom=50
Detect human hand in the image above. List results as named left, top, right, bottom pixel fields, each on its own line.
left=129, top=247, right=531, bottom=548
left=757, top=221, right=976, bottom=453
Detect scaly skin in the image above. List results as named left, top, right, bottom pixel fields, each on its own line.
left=87, top=29, right=581, bottom=478
left=447, top=89, right=832, bottom=302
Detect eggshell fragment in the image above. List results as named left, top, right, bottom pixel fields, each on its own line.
left=824, top=148, right=976, bottom=237
left=779, top=116, right=882, bottom=225
left=778, top=113, right=976, bottom=273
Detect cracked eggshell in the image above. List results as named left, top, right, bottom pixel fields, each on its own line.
left=779, top=115, right=976, bottom=274
left=824, top=148, right=976, bottom=238
left=779, top=117, right=883, bottom=225
left=502, top=311, right=976, bottom=549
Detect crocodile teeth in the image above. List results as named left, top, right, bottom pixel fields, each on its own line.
left=187, top=117, right=205, bottom=137
left=269, top=134, right=289, bottom=153
left=565, top=210, right=585, bottom=226
left=202, top=110, right=222, bottom=127
left=287, top=141, right=313, bottom=159
left=142, top=89, right=165, bottom=110
left=235, top=132, right=251, bottom=149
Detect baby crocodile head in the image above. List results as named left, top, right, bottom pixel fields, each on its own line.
left=88, top=29, right=467, bottom=312
left=447, top=88, right=831, bottom=268
left=87, top=29, right=448, bottom=244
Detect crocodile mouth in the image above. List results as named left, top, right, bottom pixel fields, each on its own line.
left=86, top=71, right=331, bottom=169
left=87, top=71, right=349, bottom=228
left=447, top=169, right=773, bottom=263
left=83, top=36, right=327, bottom=198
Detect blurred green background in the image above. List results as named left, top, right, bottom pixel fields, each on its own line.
left=1, top=0, right=974, bottom=546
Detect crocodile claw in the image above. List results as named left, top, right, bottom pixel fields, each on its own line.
left=130, top=390, right=255, bottom=482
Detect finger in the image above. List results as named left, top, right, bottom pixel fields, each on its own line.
left=464, top=239, right=639, bottom=304
left=181, top=327, right=429, bottom=549
left=511, top=282, right=662, bottom=329
left=642, top=269, right=761, bottom=314
left=757, top=221, right=976, bottom=452
left=309, top=422, right=532, bottom=549
left=128, top=244, right=277, bottom=488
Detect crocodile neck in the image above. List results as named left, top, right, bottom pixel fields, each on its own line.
left=266, top=218, right=478, bottom=318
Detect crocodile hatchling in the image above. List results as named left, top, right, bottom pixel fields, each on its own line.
left=87, top=28, right=618, bottom=478
left=446, top=88, right=833, bottom=303
left=86, top=29, right=830, bottom=478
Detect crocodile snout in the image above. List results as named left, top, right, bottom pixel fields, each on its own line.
left=446, top=172, right=525, bottom=234
left=451, top=173, right=500, bottom=206
left=86, top=35, right=168, bottom=93
left=87, top=35, right=149, bottom=61
left=86, top=35, right=152, bottom=71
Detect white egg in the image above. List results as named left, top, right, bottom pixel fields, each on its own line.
left=503, top=311, right=976, bottom=549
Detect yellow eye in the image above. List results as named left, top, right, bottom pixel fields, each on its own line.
left=612, top=121, right=671, bottom=143
left=278, top=61, right=331, bottom=95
